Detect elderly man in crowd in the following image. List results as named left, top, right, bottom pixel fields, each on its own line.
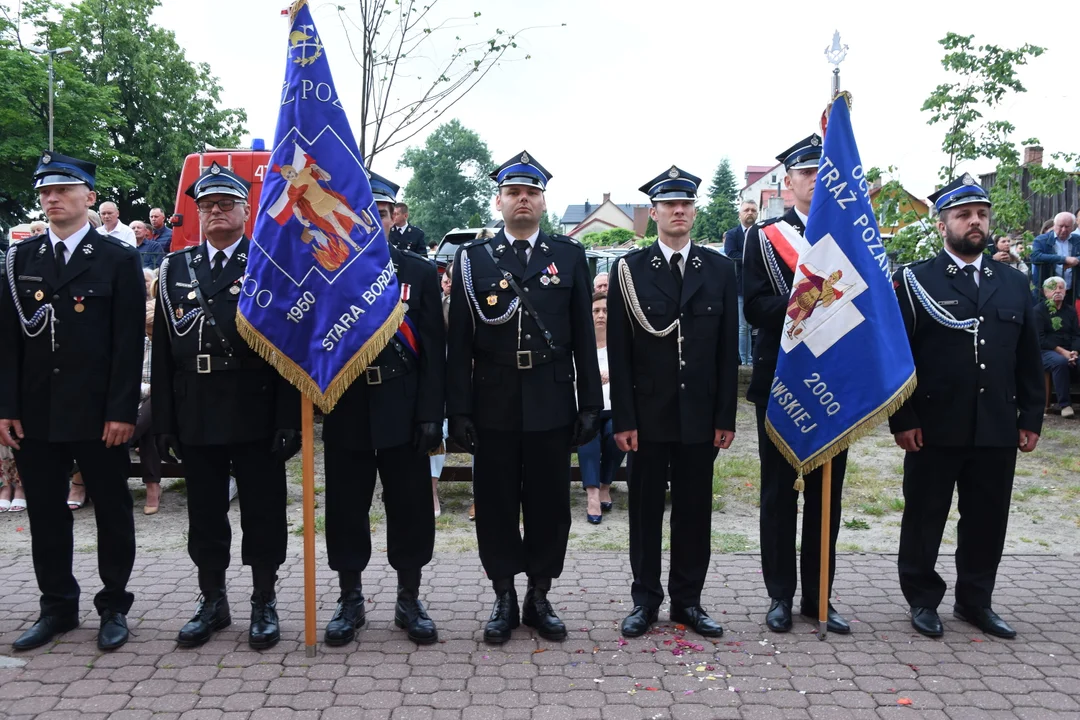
left=1037, top=276, right=1080, bottom=417
left=149, top=207, right=173, bottom=246
left=98, top=201, right=136, bottom=246
left=131, top=221, right=166, bottom=269
left=1031, top=212, right=1080, bottom=306
left=593, top=272, right=609, bottom=294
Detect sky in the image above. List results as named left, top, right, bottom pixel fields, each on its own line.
left=152, top=0, right=1077, bottom=222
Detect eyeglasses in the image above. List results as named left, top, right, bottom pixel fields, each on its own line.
left=196, top=199, right=244, bottom=213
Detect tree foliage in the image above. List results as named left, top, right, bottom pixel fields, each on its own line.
left=336, top=0, right=560, bottom=168
left=398, top=119, right=493, bottom=242
left=691, top=158, right=739, bottom=242
left=580, top=227, right=634, bottom=248
left=0, top=0, right=246, bottom=225
left=539, top=212, right=560, bottom=235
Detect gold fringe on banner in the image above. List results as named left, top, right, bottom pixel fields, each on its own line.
left=237, top=301, right=406, bottom=414
left=765, top=372, right=917, bottom=489
left=287, top=0, right=308, bottom=24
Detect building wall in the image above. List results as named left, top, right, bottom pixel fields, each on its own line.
left=569, top=201, right=634, bottom=236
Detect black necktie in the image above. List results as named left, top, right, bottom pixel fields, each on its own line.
left=54, top=242, right=66, bottom=275
left=513, top=240, right=530, bottom=269
left=670, top=252, right=683, bottom=289
left=211, top=252, right=225, bottom=281
left=962, top=264, right=978, bottom=293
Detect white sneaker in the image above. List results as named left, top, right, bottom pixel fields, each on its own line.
left=228, top=476, right=238, bottom=501
left=1062, top=405, right=1075, bottom=418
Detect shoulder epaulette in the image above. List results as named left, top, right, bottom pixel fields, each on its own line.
left=461, top=235, right=493, bottom=250
left=548, top=234, right=582, bottom=247
left=165, top=245, right=197, bottom=258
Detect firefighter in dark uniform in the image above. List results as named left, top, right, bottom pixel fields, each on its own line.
left=890, top=174, right=1043, bottom=639
left=321, top=172, right=445, bottom=646
left=447, top=151, right=603, bottom=644
left=151, top=163, right=301, bottom=650
left=389, top=204, right=427, bottom=256
left=1, top=152, right=144, bottom=652
left=607, top=166, right=739, bottom=639
left=743, top=135, right=851, bottom=635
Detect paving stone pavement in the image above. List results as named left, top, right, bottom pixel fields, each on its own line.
left=1, top=550, right=1079, bottom=720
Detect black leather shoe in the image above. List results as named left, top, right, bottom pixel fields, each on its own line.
left=766, top=599, right=793, bottom=633
left=800, top=603, right=851, bottom=634
left=910, top=606, right=943, bottom=637
left=12, top=614, right=79, bottom=651
left=324, top=589, right=365, bottom=646
left=954, top=604, right=1016, bottom=639
left=395, top=591, right=438, bottom=645
left=249, top=591, right=280, bottom=649
left=620, top=606, right=658, bottom=638
left=97, top=611, right=129, bottom=651
left=177, top=595, right=231, bottom=648
left=670, top=605, right=723, bottom=638
left=484, top=590, right=519, bottom=644
left=522, top=587, right=567, bottom=641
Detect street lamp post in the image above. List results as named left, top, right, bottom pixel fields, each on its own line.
left=28, top=46, right=74, bottom=151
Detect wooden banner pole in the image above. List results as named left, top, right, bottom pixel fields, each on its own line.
left=302, top=397, right=317, bottom=657
left=818, top=459, right=832, bottom=640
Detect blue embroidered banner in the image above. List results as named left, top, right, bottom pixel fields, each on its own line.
left=237, top=0, right=402, bottom=412
left=765, top=94, right=915, bottom=473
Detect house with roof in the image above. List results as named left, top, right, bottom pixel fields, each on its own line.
left=738, top=163, right=792, bottom=219
left=561, top=193, right=651, bottom=238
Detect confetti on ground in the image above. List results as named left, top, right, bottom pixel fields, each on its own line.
left=898, top=698, right=913, bottom=706
left=533, top=648, right=546, bottom=654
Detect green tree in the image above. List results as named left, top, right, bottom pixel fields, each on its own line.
left=0, top=1, right=121, bottom=227
left=580, top=228, right=634, bottom=248
left=466, top=212, right=484, bottom=229
left=398, top=119, right=493, bottom=241
left=691, top=158, right=739, bottom=242
left=644, top=215, right=657, bottom=237
left=45, top=0, right=246, bottom=218
left=539, top=212, right=561, bottom=235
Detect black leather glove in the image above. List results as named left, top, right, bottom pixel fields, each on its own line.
left=413, top=421, right=443, bottom=455
left=570, top=409, right=600, bottom=448
left=155, top=434, right=183, bottom=463
left=448, top=414, right=478, bottom=454
left=270, top=429, right=302, bottom=463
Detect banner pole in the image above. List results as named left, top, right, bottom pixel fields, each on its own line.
left=302, top=396, right=317, bottom=657
left=818, top=459, right=832, bottom=640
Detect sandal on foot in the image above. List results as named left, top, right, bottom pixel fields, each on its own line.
left=67, top=483, right=87, bottom=510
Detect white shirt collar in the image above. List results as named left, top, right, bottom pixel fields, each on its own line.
left=794, top=208, right=809, bottom=226
left=504, top=228, right=540, bottom=248
left=49, top=223, right=93, bottom=257
left=943, top=247, right=983, bottom=272
left=397, top=223, right=409, bottom=233
left=657, top=236, right=691, bottom=265
left=206, top=237, right=242, bottom=264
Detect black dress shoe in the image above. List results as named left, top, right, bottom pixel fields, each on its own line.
left=97, top=611, right=129, bottom=651
left=522, top=587, right=567, bottom=641
left=766, top=599, right=793, bottom=633
left=620, top=606, right=658, bottom=638
left=249, top=591, right=280, bottom=650
left=12, top=614, right=79, bottom=651
left=178, top=595, right=232, bottom=648
left=324, top=589, right=365, bottom=647
left=800, top=603, right=851, bottom=634
left=910, top=606, right=943, bottom=637
left=395, top=590, right=438, bottom=645
left=670, top=605, right=723, bottom=637
left=953, top=605, right=1016, bottom=639
left=484, top=589, right=519, bottom=644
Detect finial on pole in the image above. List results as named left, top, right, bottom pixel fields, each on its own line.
left=825, top=30, right=848, bottom=99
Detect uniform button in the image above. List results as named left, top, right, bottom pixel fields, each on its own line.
left=525, top=334, right=532, bottom=340
left=979, top=388, right=985, bottom=393
left=524, top=287, right=530, bottom=292
left=707, top=306, right=712, bottom=311
left=52, top=294, right=60, bottom=302
left=52, top=368, right=60, bottom=375
left=980, top=339, right=985, bottom=345
left=980, top=363, right=986, bottom=370
left=680, top=361, right=686, bottom=367
left=680, top=383, right=686, bottom=389
left=978, top=316, right=984, bottom=322
left=88, top=289, right=94, bottom=294
left=205, top=343, right=212, bottom=349
left=208, top=298, right=214, bottom=305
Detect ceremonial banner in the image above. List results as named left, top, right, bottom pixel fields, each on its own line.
left=237, top=0, right=403, bottom=411
left=765, top=95, right=915, bottom=474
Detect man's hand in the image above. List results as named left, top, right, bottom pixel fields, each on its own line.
left=570, top=409, right=600, bottom=447
left=103, top=421, right=135, bottom=448
left=615, top=429, right=638, bottom=453
left=0, top=419, right=24, bottom=450
left=413, top=421, right=443, bottom=455
left=449, top=415, right=478, bottom=454
left=1065, top=256, right=1079, bottom=268
left=156, top=434, right=183, bottom=463
left=894, top=428, right=923, bottom=452
left=599, top=370, right=609, bottom=384
left=1019, top=429, right=1040, bottom=453
left=714, top=429, right=735, bottom=450
left=992, top=250, right=1011, bottom=262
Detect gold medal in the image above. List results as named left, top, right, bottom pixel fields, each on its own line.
left=175, top=308, right=184, bottom=319
left=34, top=290, right=44, bottom=301
left=499, top=279, right=509, bottom=289
left=187, top=291, right=196, bottom=300
left=74, top=303, right=85, bottom=313
left=487, top=293, right=498, bottom=306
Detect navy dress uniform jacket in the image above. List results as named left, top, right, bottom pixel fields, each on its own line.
left=390, top=225, right=427, bottom=256
left=151, top=239, right=300, bottom=446
left=322, top=246, right=445, bottom=450
left=446, top=229, right=603, bottom=431
left=607, top=242, right=739, bottom=443
left=0, top=232, right=145, bottom=441
left=888, top=251, right=1044, bottom=446
left=742, top=209, right=802, bottom=405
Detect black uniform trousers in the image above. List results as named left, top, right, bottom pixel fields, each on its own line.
left=14, top=438, right=135, bottom=616
left=755, top=404, right=846, bottom=603
left=628, top=440, right=718, bottom=610
left=181, top=441, right=287, bottom=571
left=898, top=446, right=1016, bottom=609
left=324, top=444, right=435, bottom=573
left=473, top=426, right=572, bottom=582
